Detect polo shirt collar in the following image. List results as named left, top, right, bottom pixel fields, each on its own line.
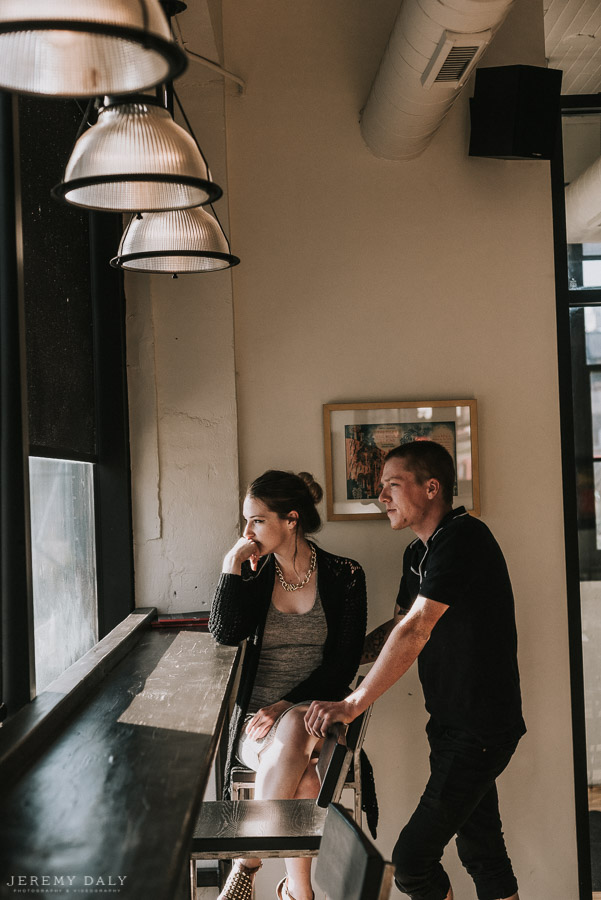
left=412, top=506, right=468, bottom=550
left=432, top=505, right=467, bottom=536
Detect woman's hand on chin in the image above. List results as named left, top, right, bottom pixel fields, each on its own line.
left=245, top=700, right=294, bottom=740
left=304, top=699, right=357, bottom=737
left=222, top=537, right=261, bottom=575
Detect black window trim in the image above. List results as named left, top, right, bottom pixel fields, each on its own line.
left=552, top=91, right=601, bottom=899
left=0, top=92, right=134, bottom=721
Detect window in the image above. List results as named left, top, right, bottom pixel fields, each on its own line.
left=29, top=458, right=98, bottom=691
left=569, top=244, right=601, bottom=291
left=563, top=110, right=601, bottom=577
left=555, top=99, right=601, bottom=898
left=571, top=307, right=601, bottom=572
left=0, top=94, right=134, bottom=714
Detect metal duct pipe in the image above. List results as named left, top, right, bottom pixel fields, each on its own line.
left=360, top=0, right=514, bottom=159
left=565, top=158, right=601, bottom=244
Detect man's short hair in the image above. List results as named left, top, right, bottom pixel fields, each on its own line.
left=384, top=440, right=455, bottom=506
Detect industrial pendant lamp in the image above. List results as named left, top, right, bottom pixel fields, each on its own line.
left=52, top=95, right=222, bottom=213
left=0, top=0, right=187, bottom=98
left=110, top=207, right=240, bottom=274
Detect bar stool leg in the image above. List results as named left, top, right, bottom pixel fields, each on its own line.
left=189, top=859, right=197, bottom=900
left=354, top=785, right=362, bottom=827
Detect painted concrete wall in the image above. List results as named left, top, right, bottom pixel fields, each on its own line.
left=219, top=0, right=577, bottom=896
left=126, top=55, right=240, bottom=615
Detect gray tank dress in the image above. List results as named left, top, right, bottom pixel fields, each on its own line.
left=236, top=585, right=327, bottom=770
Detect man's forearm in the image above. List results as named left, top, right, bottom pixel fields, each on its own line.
left=349, top=599, right=445, bottom=716
left=304, top=597, right=447, bottom=736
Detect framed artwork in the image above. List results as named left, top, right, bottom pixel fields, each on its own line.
left=323, top=400, right=480, bottom=521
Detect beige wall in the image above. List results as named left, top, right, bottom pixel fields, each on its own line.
left=126, top=0, right=579, bottom=895
left=220, top=0, right=577, bottom=896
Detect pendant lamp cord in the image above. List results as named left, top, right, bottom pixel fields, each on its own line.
left=114, top=215, right=136, bottom=267
left=172, top=88, right=233, bottom=252
left=73, top=99, right=97, bottom=143
left=139, top=0, right=151, bottom=49
left=59, top=98, right=97, bottom=181
left=207, top=201, right=232, bottom=252
left=172, top=88, right=208, bottom=169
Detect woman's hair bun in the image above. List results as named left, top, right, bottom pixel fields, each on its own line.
left=297, top=472, right=323, bottom=505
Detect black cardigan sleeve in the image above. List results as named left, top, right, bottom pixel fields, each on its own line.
left=281, top=556, right=367, bottom=702
left=209, top=562, right=266, bottom=645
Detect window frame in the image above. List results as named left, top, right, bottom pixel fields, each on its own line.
left=569, top=307, right=601, bottom=580
left=552, top=92, right=601, bottom=900
left=0, top=93, right=134, bottom=719
left=563, top=101, right=601, bottom=580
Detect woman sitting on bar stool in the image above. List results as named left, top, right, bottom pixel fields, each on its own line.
left=209, top=469, right=367, bottom=900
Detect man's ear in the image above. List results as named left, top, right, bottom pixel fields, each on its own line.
left=426, top=478, right=441, bottom=500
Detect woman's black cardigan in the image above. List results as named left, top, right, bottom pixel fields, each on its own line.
left=209, top=542, right=378, bottom=835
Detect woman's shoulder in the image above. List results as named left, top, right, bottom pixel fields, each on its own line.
left=313, top=543, right=364, bottom=576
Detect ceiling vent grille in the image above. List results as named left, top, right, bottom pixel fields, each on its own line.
left=434, top=45, right=480, bottom=81
left=421, top=30, right=492, bottom=89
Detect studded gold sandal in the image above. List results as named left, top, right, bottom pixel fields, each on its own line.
left=217, top=861, right=262, bottom=900
left=276, top=876, right=314, bottom=900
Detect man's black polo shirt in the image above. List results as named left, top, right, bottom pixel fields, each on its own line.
left=396, top=506, right=526, bottom=745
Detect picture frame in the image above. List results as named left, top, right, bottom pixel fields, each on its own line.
left=323, top=400, right=480, bottom=521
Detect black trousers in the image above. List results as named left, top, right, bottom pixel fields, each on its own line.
left=392, top=720, right=520, bottom=900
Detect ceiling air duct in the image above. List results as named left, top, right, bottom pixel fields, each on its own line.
left=360, top=0, right=515, bottom=160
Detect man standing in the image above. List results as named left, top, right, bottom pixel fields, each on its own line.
left=305, top=440, right=524, bottom=900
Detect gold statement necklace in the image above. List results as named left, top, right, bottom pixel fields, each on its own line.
left=275, top=544, right=317, bottom=592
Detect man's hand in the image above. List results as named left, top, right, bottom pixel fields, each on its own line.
left=245, top=700, right=293, bottom=740
left=304, top=699, right=358, bottom=737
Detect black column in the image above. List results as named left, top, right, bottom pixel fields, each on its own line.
left=89, top=212, right=135, bottom=637
left=0, top=91, right=33, bottom=717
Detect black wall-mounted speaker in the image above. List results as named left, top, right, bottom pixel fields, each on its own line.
left=468, top=64, right=563, bottom=160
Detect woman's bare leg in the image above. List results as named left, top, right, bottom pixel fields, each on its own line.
left=283, top=760, right=320, bottom=900
left=254, top=706, right=320, bottom=798
left=237, top=706, right=321, bottom=878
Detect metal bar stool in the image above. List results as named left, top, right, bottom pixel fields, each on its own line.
left=189, top=711, right=369, bottom=897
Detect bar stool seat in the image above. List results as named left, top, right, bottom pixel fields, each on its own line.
left=191, top=798, right=327, bottom=858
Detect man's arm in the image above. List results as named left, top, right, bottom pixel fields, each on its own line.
left=360, top=604, right=404, bottom=664
left=305, top=595, right=448, bottom=735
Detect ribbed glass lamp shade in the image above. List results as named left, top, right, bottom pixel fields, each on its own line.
left=52, top=99, right=222, bottom=212
left=111, top=207, right=240, bottom=274
left=0, top=0, right=187, bottom=97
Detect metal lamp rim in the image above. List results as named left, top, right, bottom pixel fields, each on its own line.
left=51, top=174, right=223, bottom=211
left=0, top=21, right=187, bottom=97
left=110, top=249, right=241, bottom=273
left=99, top=93, right=165, bottom=110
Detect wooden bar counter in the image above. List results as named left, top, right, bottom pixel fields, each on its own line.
left=0, top=612, right=241, bottom=900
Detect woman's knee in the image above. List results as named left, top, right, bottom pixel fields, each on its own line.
left=274, top=706, right=312, bottom=744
